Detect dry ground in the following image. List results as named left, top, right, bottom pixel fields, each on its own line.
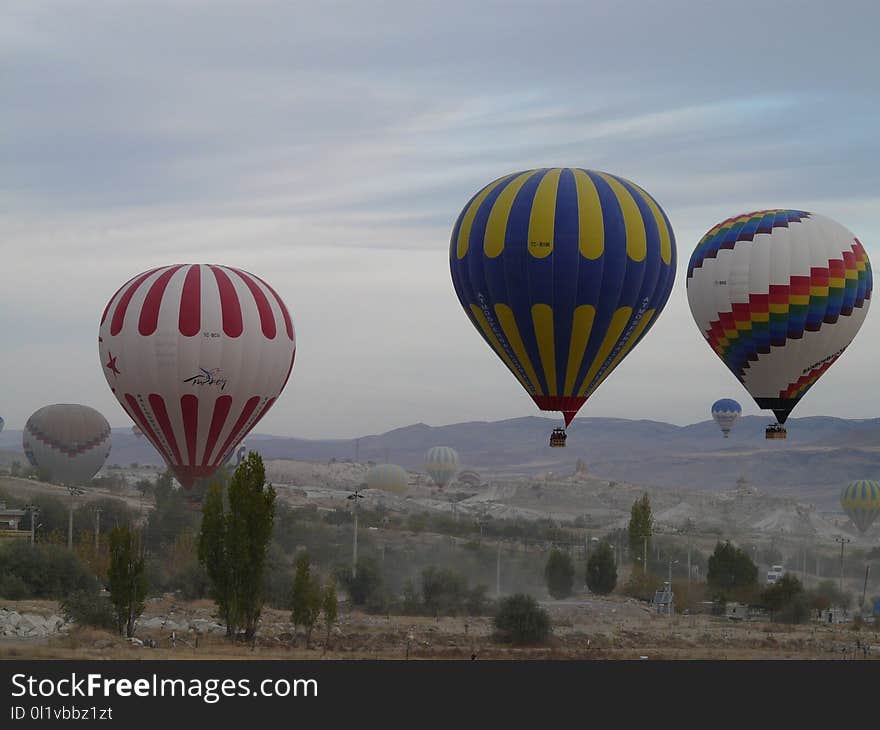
left=1, top=594, right=876, bottom=660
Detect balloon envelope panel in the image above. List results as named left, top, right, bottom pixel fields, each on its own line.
left=425, top=446, right=459, bottom=488
left=840, top=480, right=880, bottom=533
left=449, top=168, right=676, bottom=427
left=687, top=211, right=871, bottom=423
left=365, top=464, right=409, bottom=494
left=23, top=404, right=111, bottom=485
left=98, top=264, right=296, bottom=489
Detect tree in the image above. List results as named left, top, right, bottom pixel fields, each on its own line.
left=291, top=552, right=323, bottom=647
left=586, top=541, right=617, bottom=595
left=322, top=577, right=338, bottom=645
left=493, top=594, right=551, bottom=645
left=628, top=493, right=652, bottom=573
left=544, top=548, right=575, bottom=599
left=199, top=481, right=232, bottom=635
left=762, top=573, right=809, bottom=623
left=197, top=452, right=277, bottom=641
left=808, top=580, right=851, bottom=613
left=107, top=525, right=148, bottom=638
left=337, top=557, right=383, bottom=606
left=706, top=541, right=758, bottom=602
left=422, top=566, right=468, bottom=615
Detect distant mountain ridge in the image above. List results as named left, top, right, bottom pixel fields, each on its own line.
left=2, top=414, right=878, bottom=506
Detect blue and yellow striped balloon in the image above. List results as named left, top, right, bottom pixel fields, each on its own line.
left=840, top=480, right=880, bottom=534
left=449, top=168, right=676, bottom=426
left=425, top=446, right=459, bottom=489
left=365, top=463, right=409, bottom=495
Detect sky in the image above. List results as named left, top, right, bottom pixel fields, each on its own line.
left=3, top=0, right=880, bottom=439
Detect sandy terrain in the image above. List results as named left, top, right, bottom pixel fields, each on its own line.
left=1, top=594, right=875, bottom=661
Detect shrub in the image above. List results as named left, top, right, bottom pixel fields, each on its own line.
left=0, top=541, right=97, bottom=599
left=493, top=594, right=551, bottom=645
left=61, top=590, right=117, bottom=631
left=0, top=572, right=29, bottom=600
left=336, top=557, right=383, bottom=606
left=544, top=549, right=575, bottom=599
left=586, top=541, right=617, bottom=595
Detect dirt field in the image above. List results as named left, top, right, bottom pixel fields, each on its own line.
left=1, top=594, right=876, bottom=660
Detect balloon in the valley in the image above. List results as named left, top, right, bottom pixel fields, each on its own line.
left=449, top=168, right=676, bottom=447
left=840, top=480, right=880, bottom=534
left=711, top=398, right=742, bottom=438
left=687, top=211, right=871, bottom=437
left=365, top=464, right=409, bottom=494
left=424, top=446, right=459, bottom=489
left=23, top=404, right=111, bottom=485
left=98, top=264, right=296, bottom=490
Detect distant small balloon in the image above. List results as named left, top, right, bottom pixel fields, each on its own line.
left=711, top=398, right=742, bottom=438
left=425, top=446, right=459, bottom=489
left=23, top=404, right=111, bottom=485
left=365, top=464, right=408, bottom=495
left=840, top=480, right=880, bottom=534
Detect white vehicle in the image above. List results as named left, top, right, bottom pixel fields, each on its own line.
left=766, top=565, right=785, bottom=585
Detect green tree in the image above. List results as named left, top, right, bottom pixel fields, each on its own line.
left=762, top=573, right=809, bottom=623
left=322, top=577, right=338, bottom=645
left=107, top=526, right=148, bottom=637
left=544, top=548, right=575, bottom=599
left=628, top=493, right=653, bottom=574
left=337, top=557, right=383, bottom=606
left=291, top=552, right=323, bottom=647
left=198, top=481, right=232, bottom=635
left=586, top=541, right=617, bottom=595
left=493, top=594, right=551, bottom=645
left=706, top=541, right=758, bottom=602
left=197, top=452, right=276, bottom=641
left=422, top=566, right=468, bottom=615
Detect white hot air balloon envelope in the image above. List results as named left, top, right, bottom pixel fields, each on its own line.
left=424, top=446, right=459, bottom=488
left=98, top=264, right=296, bottom=490
left=687, top=211, right=872, bottom=425
left=23, top=404, right=111, bottom=485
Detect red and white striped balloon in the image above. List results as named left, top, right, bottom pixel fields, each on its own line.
left=98, top=264, right=296, bottom=489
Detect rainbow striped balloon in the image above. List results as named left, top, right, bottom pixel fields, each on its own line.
left=688, top=211, right=872, bottom=424
left=450, top=168, right=676, bottom=427
left=840, top=480, right=880, bottom=534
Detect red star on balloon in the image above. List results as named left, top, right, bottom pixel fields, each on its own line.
left=105, top=353, right=121, bottom=376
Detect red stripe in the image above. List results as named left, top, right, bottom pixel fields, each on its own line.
left=249, top=396, right=278, bottom=436
left=110, top=268, right=163, bottom=336
left=749, top=294, right=769, bottom=313
left=208, top=265, right=243, bottom=337
left=148, top=394, right=183, bottom=465
left=179, top=264, right=202, bottom=336
left=790, top=276, right=810, bottom=295
left=181, top=394, right=199, bottom=465
left=202, top=395, right=232, bottom=465
left=123, top=394, right=172, bottom=463
left=101, top=270, right=153, bottom=326
left=260, top=277, right=295, bottom=341
left=138, top=265, right=184, bottom=336
left=211, top=396, right=261, bottom=466
left=233, top=269, right=276, bottom=339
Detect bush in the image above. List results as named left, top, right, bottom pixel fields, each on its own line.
left=422, top=566, right=468, bottom=615
left=622, top=571, right=663, bottom=602
left=544, top=549, right=575, bottom=599
left=493, top=594, right=551, bottom=645
left=61, top=590, right=117, bottom=630
left=586, top=541, right=617, bottom=595
left=762, top=573, right=809, bottom=624
left=336, top=557, right=383, bottom=606
left=0, top=541, right=97, bottom=599
left=0, top=572, right=29, bottom=600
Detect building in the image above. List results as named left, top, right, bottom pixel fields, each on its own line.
left=652, top=582, right=674, bottom=615
left=0, top=502, right=29, bottom=541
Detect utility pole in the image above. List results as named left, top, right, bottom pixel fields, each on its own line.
left=68, top=502, right=74, bottom=550
left=862, top=565, right=870, bottom=610
left=94, top=507, right=102, bottom=553
left=834, top=536, right=851, bottom=594
left=496, top=540, right=502, bottom=598
left=27, top=505, right=38, bottom=545
left=347, top=488, right=364, bottom=579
